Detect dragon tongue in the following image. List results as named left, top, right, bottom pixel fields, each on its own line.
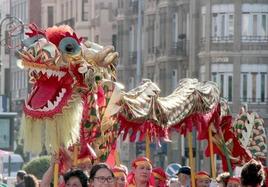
left=29, top=80, right=60, bottom=109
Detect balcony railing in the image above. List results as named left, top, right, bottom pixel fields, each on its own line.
left=240, top=98, right=268, bottom=104
left=153, top=40, right=188, bottom=57
left=241, top=35, right=268, bottom=42
left=211, top=36, right=234, bottom=43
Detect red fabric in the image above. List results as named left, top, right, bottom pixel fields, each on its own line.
left=118, top=115, right=169, bottom=142
left=45, top=25, right=82, bottom=47
left=106, top=148, right=116, bottom=167
left=97, top=85, right=106, bottom=107
left=25, top=23, right=45, bottom=37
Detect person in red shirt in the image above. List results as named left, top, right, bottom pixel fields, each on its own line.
left=152, top=167, right=168, bottom=187
left=127, top=157, right=154, bottom=187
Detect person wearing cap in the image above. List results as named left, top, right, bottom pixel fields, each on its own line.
left=195, top=171, right=211, bottom=187
left=127, top=156, right=154, bottom=187
left=227, top=177, right=240, bottom=187
left=152, top=167, right=168, bottom=187
left=176, top=166, right=191, bottom=187
left=112, top=165, right=128, bottom=187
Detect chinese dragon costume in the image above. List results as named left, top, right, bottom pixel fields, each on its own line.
left=18, top=24, right=258, bottom=171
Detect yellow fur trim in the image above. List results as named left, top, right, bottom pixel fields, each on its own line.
left=21, top=97, right=83, bottom=154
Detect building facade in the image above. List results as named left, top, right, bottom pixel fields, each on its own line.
left=116, top=0, right=268, bottom=169
left=196, top=0, right=268, bottom=129
left=41, top=0, right=117, bottom=45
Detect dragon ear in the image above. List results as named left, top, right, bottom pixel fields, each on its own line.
left=58, top=37, right=81, bottom=55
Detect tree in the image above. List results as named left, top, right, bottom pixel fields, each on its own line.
left=23, top=156, right=51, bottom=179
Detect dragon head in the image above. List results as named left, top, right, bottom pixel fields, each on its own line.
left=19, top=24, right=117, bottom=118
left=19, top=24, right=118, bottom=153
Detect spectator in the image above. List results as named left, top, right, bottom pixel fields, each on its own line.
left=241, top=159, right=265, bottom=187
left=195, top=171, right=211, bottom=187
left=89, top=163, right=115, bottom=187
left=152, top=167, right=168, bottom=187
left=16, top=170, right=27, bottom=187
left=127, top=157, right=154, bottom=187
left=112, top=165, right=127, bottom=187
left=64, top=169, right=88, bottom=187
left=216, top=172, right=230, bottom=187
left=176, top=166, right=191, bottom=187
left=24, top=174, right=39, bottom=187
left=227, top=177, right=240, bottom=187
left=169, top=177, right=181, bottom=187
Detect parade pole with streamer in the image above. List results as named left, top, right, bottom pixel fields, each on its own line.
left=188, top=132, right=196, bottom=187
left=208, top=125, right=216, bottom=179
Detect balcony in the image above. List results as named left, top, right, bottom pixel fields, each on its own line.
left=154, top=40, right=188, bottom=58
left=168, top=40, right=187, bottom=56
left=241, top=36, right=268, bottom=51
left=240, top=98, right=268, bottom=104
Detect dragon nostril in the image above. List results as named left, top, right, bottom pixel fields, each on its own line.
left=65, top=44, right=74, bottom=53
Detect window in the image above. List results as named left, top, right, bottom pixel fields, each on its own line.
left=241, top=4, right=268, bottom=41
left=228, top=15, right=234, bottom=36
left=159, top=8, right=167, bottom=51
left=66, top=2, right=69, bottom=19
left=253, top=15, right=258, bottom=36
left=112, top=34, right=117, bottom=50
left=61, top=3, right=64, bottom=21
left=117, top=21, right=124, bottom=61
left=160, top=67, right=166, bottom=94
left=147, top=15, right=155, bottom=54
left=242, top=74, right=247, bottom=102
left=228, top=76, right=232, bottom=102
left=252, top=73, right=257, bottom=102
left=211, top=4, right=234, bottom=42
left=70, top=0, right=73, bottom=17
left=147, top=66, right=154, bottom=81
left=171, top=13, right=178, bottom=43
left=261, top=15, right=267, bottom=36
left=220, top=74, right=224, bottom=97
left=201, top=6, right=206, bottom=38
left=242, top=13, right=250, bottom=36
left=129, top=24, right=136, bottom=53
left=261, top=73, right=266, bottom=102
left=212, top=73, right=217, bottom=82
left=47, top=6, right=54, bottom=27
left=82, top=0, right=88, bottom=21
left=201, top=14, right=206, bottom=38
left=241, top=64, right=267, bottom=103
left=211, top=64, right=233, bottom=102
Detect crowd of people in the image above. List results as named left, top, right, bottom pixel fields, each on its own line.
left=12, top=156, right=267, bottom=187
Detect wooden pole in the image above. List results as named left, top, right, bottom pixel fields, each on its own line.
left=73, top=145, right=79, bottom=166
left=115, top=150, right=121, bottom=166
left=208, top=126, right=216, bottom=179
left=188, top=132, right=196, bottom=187
left=145, top=130, right=151, bottom=159
left=53, top=152, right=59, bottom=187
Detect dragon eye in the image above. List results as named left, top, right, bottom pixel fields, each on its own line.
left=65, top=44, right=74, bottom=53
left=59, top=37, right=81, bottom=55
